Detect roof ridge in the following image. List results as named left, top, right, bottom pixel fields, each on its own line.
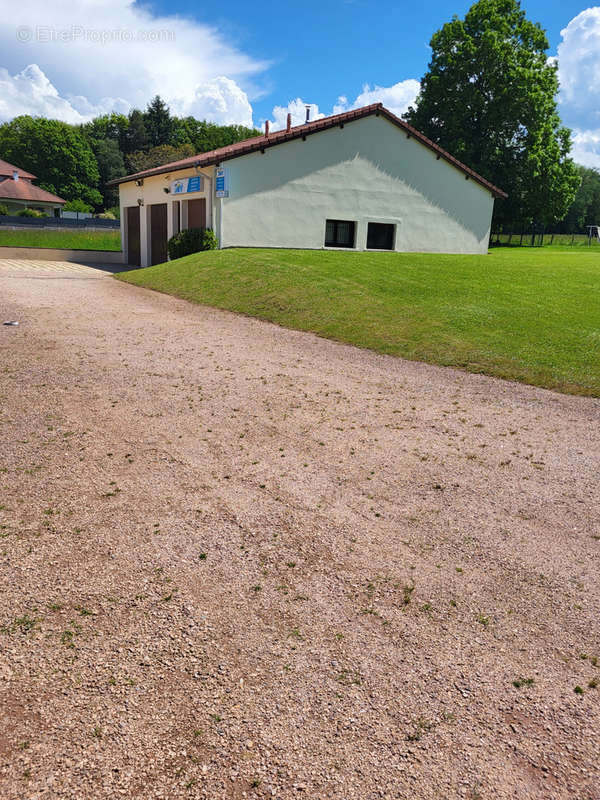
left=107, top=103, right=506, bottom=198
left=0, top=158, right=37, bottom=180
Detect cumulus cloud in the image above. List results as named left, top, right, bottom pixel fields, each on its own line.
left=557, top=8, right=600, bottom=167
left=267, top=98, right=324, bottom=131
left=571, top=129, right=600, bottom=169
left=266, top=80, right=420, bottom=133
left=332, top=79, right=420, bottom=118
left=0, top=0, right=266, bottom=124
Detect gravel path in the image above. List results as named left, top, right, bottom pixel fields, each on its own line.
left=1, top=261, right=599, bottom=799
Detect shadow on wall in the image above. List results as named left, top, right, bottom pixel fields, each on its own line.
left=224, top=115, right=493, bottom=244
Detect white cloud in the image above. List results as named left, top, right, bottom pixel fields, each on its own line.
left=557, top=8, right=600, bottom=167
left=333, top=80, right=420, bottom=118
left=571, top=129, right=600, bottom=169
left=558, top=8, right=600, bottom=109
left=266, top=80, right=419, bottom=134
left=0, top=0, right=266, bottom=125
left=268, top=98, right=324, bottom=131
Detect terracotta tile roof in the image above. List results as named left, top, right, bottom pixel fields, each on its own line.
left=0, top=176, right=65, bottom=204
left=108, top=103, right=507, bottom=199
left=0, top=158, right=37, bottom=181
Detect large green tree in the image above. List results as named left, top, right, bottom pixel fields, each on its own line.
left=144, top=95, right=174, bottom=148
left=89, top=138, right=126, bottom=209
left=405, top=0, right=580, bottom=228
left=0, top=116, right=102, bottom=208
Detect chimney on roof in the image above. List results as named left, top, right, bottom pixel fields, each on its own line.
left=265, top=120, right=270, bottom=137
left=305, top=105, right=311, bottom=123
left=12, top=170, right=19, bottom=181
left=286, top=113, right=292, bottom=132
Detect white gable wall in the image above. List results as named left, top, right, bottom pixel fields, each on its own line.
left=220, top=114, right=494, bottom=254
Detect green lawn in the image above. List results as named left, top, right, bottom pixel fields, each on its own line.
left=117, top=247, right=600, bottom=396
left=0, top=228, right=121, bottom=251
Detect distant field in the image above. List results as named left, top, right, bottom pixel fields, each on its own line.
left=0, top=228, right=121, bottom=251
left=117, top=247, right=600, bottom=396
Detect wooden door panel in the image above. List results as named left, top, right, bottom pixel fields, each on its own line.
left=126, top=206, right=141, bottom=267
left=150, top=203, right=168, bottom=265
left=187, top=198, right=206, bottom=231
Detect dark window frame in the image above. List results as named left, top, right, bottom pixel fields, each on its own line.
left=366, top=222, right=396, bottom=251
left=325, top=219, right=356, bottom=248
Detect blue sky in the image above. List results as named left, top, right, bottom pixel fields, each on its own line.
left=162, top=0, right=589, bottom=123
left=1, top=1, right=600, bottom=165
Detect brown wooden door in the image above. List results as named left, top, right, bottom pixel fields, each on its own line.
left=150, top=203, right=168, bottom=265
left=126, top=206, right=141, bottom=266
left=187, top=198, right=206, bottom=230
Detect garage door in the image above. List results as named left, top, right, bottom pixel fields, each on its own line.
left=150, top=203, right=168, bottom=265
left=126, top=206, right=141, bottom=267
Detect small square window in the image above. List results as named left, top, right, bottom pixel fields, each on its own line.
left=325, top=219, right=356, bottom=248
left=367, top=222, right=395, bottom=250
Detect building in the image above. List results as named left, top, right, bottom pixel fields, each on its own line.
left=109, top=103, right=506, bottom=267
left=0, top=159, right=66, bottom=215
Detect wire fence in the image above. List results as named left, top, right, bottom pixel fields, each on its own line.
left=490, top=230, right=600, bottom=247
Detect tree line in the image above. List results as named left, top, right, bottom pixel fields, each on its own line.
left=0, top=96, right=260, bottom=214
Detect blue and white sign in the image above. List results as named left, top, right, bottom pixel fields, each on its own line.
left=171, top=176, right=203, bottom=194
left=215, top=167, right=230, bottom=198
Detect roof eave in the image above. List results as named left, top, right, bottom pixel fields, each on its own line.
left=108, top=103, right=507, bottom=199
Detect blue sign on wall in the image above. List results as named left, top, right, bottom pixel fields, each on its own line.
left=215, top=167, right=229, bottom=198
left=171, top=176, right=203, bottom=194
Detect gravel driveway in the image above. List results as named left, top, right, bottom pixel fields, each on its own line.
left=1, top=260, right=599, bottom=799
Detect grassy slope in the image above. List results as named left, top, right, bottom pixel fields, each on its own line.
left=0, top=228, right=121, bottom=251
left=117, top=247, right=600, bottom=396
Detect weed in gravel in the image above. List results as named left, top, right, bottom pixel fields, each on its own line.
left=185, top=779, right=197, bottom=789
left=574, top=685, right=584, bottom=695
left=47, top=601, right=63, bottom=611
left=76, top=606, right=95, bottom=617
left=590, top=656, right=598, bottom=667
left=512, top=677, right=534, bottom=688
left=2, top=614, right=41, bottom=634
left=455, top=567, right=463, bottom=573
left=251, top=778, right=262, bottom=788
left=588, top=678, right=598, bottom=689
left=477, top=614, right=490, bottom=627
left=199, top=552, right=207, bottom=561
left=252, top=585, right=262, bottom=593
left=210, top=713, right=222, bottom=722
left=337, top=669, right=362, bottom=686
left=406, top=717, right=433, bottom=741
left=286, top=561, right=296, bottom=568
left=102, top=484, right=121, bottom=498
left=402, top=584, right=415, bottom=605
left=335, top=632, right=344, bottom=640
left=92, top=727, right=102, bottom=739
left=17, top=740, right=30, bottom=751
left=289, top=627, right=303, bottom=640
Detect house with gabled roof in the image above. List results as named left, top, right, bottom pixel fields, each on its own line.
left=0, top=159, right=66, bottom=215
left=108, top=103, right=506, bottom=267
